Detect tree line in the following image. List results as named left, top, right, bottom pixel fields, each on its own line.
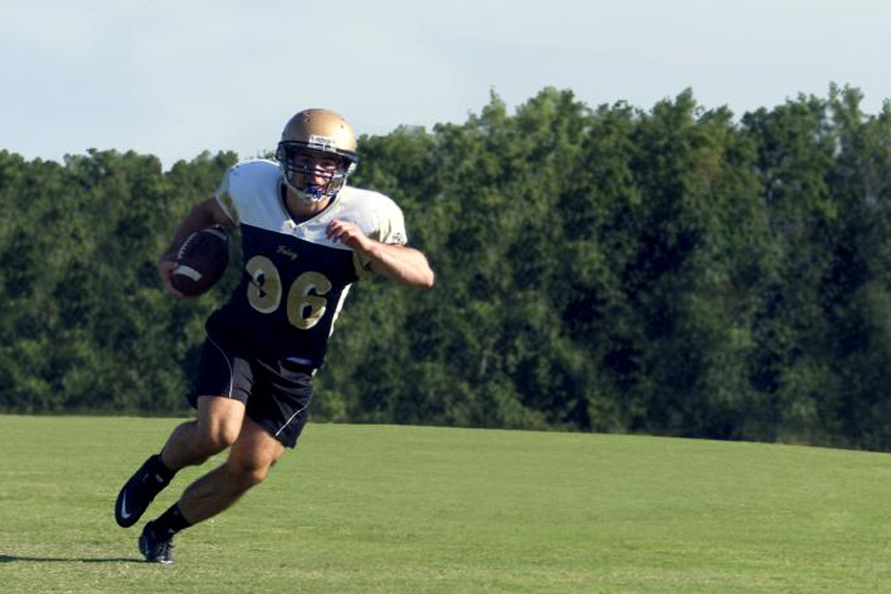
left=2, top=85, right=891, bottom=450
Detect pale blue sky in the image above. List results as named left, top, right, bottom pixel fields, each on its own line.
left=2, top=0, right=890, bottom=168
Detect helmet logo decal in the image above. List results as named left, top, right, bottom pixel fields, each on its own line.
left=307, top=134, right=336, bottom=152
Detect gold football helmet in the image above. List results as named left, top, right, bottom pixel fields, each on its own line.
left=276, top=108, right=358, bottom=202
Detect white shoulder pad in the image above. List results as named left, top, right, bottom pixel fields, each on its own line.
left=213, top=159, right=282, bottom=227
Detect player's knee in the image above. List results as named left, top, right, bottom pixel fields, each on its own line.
left=226, top=459, right=271, bottom=490
left=198, top=421, right=240, bottom=454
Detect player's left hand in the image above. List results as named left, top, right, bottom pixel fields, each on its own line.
left=327, top=219, right=372, bottom=253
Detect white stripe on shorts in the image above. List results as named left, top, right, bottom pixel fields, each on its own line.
left=207, top=336, right=235, bottom=398
left=274, top=403, right=308, bottom=437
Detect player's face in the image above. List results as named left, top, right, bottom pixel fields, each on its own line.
left=292, top=152, right=340, bottom=185
left=280, top=148, right=346, bottom=202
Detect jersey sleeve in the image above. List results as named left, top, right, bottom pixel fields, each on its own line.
left=375, top=199, right=408, bottom=246
left=352, top=196, right=409, bottom=278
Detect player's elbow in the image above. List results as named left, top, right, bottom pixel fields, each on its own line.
left=398, top=267, right=434, bottom=289
left=396, top=251, right=435, bottom=289
left=415, top=267, right=435, bottom=289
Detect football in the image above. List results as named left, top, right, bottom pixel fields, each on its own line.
left=171, top=225, right=230, bottom=297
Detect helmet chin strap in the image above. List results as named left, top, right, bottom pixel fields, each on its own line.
left=283, top=173, right=329, bottom=203
left=286, top=179, right=344, bottom=207
left=282, top=165, right=349, bottom=204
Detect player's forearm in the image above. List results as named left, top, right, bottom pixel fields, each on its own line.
left=161, top=198, right=231, bottom=261
left=366, top=243, right=435, bottom=289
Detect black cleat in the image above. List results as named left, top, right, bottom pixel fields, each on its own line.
left=139, top=522, right=175, bottom=564
left=115, top=455, right=171, bottom=528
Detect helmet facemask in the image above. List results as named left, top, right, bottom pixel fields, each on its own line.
left=276, top=144, right=353, bottom=203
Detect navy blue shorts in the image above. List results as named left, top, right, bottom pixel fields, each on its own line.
left=189, top=334, right=315, bottom=448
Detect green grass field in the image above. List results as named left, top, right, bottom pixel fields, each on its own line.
left=2, top=415, right=891, bottom=593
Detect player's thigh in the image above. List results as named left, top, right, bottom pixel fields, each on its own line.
left=190, top=336, right=255, bottom=446
left=226, top=416, right=285, bottom=483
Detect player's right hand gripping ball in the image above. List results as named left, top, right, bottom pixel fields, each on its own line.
left=171, top=226, right=230, bottom=297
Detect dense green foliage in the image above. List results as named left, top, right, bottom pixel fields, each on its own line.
left=2, top=86, right=891, bottom=449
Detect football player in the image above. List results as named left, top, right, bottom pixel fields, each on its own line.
left=114, top=109, right=434, bottom=563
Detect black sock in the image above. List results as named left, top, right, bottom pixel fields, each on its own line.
left=147, top=453, right=176, bottom=484
left=151, top=504, right=191, bottom=538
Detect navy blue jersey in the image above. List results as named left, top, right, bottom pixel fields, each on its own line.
left=206, top=159, right=407, bottom=367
